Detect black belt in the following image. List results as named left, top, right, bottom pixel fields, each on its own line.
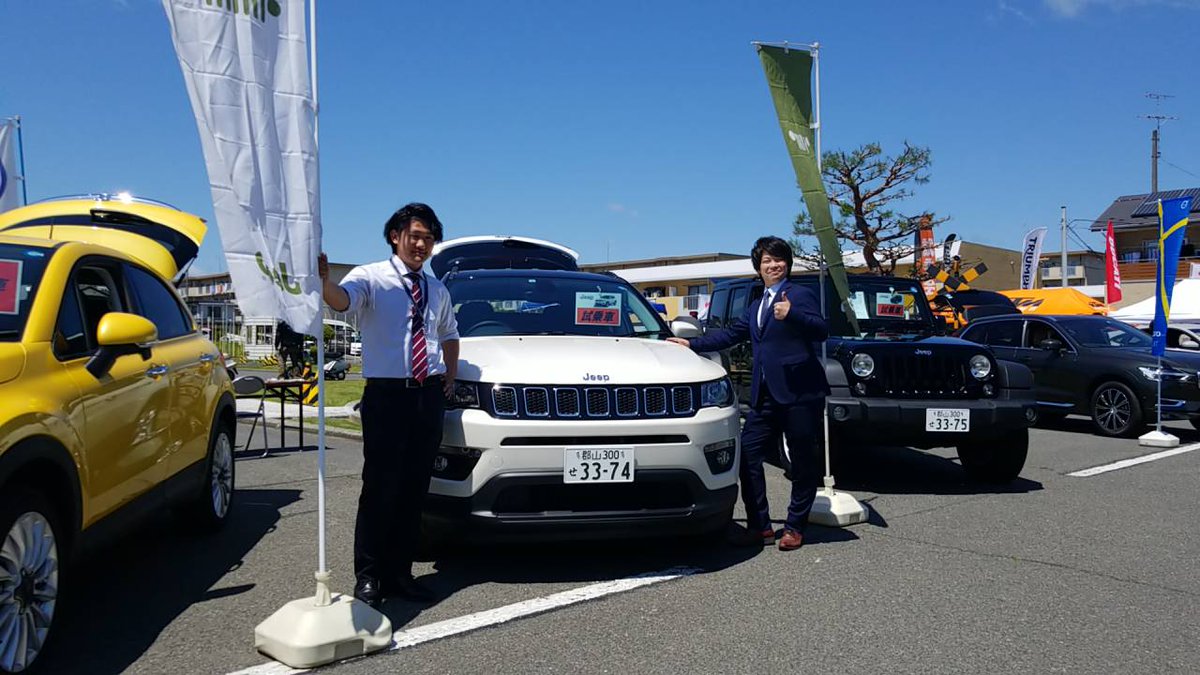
left=366, top=374, right=444, bottom=389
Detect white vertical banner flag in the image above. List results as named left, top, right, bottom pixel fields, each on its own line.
left=0, top=119, right=21, bottom=214
left=162, top=0, right=322, bottom=336
left=1019, top=227, right=1047, bottom=290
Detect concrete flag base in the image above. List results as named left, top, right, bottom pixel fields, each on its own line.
left=1138, top=429, right=1180, bottom=448
left=808, top=487, right=869, bottom=527
left=255, top=572, right=392, bottom=669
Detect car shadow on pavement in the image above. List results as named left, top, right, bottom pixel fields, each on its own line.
left=828, top=444, right=1044, bottom=497
left=36, top=487, right=302, bottom=675
left=374, top=534, right=770, bottom=628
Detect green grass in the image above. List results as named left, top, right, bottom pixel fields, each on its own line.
left=311, top=379, right=364, bottom=407
left=324, top=418, right=362, bottom=432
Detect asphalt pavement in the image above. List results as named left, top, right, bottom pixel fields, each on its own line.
left=38, top=417, right=1200, bottom=674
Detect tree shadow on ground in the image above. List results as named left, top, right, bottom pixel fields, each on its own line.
left=37, top=488, right=302, bottom=675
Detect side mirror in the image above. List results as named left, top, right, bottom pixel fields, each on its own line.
left=1038, top=338, right=1064, bottom=352
left=670, top=316, right=703, bottom=339
left=87, top=312, right=157, bottom=378
left=1181, top=336, right=1200, bottom=350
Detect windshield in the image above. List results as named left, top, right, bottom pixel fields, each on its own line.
left=446, top=274, right=671, bottom=338
left=824, top=278, right=936, bottom=339
left=1056, top=317, right=1152, bottom=348
left=0, top=243, right=53, bottom=341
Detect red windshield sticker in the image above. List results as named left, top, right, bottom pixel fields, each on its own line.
left=876, top=302, right=904, bottom=317
left=575, top=292, right=622, bottom=326
left=0, top=259, right=21, bottom=315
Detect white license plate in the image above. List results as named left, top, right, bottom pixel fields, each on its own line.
left=926, top=408, right=970, bottom=432
left=563, top=447, right=634, bottom=483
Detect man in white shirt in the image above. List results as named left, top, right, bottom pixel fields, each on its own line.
left=318, top=202, right=459, bottom=607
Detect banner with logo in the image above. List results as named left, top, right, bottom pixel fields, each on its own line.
left=1152, top=196, right=1194, bottom=356
left=1104, top=219, right=1122, bottom=304
left=162, top=0, right=323, bottom=336
left=1019, top=227, right=1047, bottom=290
left=914, top=217, right=937, bottom=297
left=0, top=119, right=21, bottom=214
left=756, top=44, right=857, bottom=329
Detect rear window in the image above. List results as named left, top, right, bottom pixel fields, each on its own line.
left=0, top=243, right=54, bottom=341
left=446, top=274, right=668, bottom=338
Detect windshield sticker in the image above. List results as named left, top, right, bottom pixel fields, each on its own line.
left=876, top=293, right=905, bottom=318
left=0, top=259, right=22, bottom=315
left=575, top=292, right=622, bottom=325
left=847, top=292, right=868, bottom=319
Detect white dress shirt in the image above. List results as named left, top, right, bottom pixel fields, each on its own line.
left=758, top=281, right=784, bottom=328
left=338, top=255, right=459, bottom=379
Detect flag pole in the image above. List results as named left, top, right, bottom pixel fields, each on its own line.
left=309, top=0, right=329, bottom=589
left=15, top=116, right=27, bottom=205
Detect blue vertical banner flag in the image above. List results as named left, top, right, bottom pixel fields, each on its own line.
left=0, top=119, right=21, bottom=214
left=1151, top=196, right=1194, bottom=356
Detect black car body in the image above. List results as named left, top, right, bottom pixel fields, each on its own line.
left=704, top=274, right=1036, bottom=483
left=960, top=314, right=1200, bottom=436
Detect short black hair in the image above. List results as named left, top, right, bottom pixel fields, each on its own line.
left=383, top=202, right=444, bottom=249
left=751, top=236, right=793, bottom=274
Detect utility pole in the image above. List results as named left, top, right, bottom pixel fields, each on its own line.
left=1061, top=206, right=1068, bottom=288
left=1141, top=93, right=1176, bottom=193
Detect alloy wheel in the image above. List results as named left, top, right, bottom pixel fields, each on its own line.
left=1095, top=386, right=1132, bottom=435
left=0, top=512, right=59, bottom=673
left=210, top=431, right=234, bottom=520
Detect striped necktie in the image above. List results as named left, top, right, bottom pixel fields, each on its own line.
left=406, top=273, right=428, bottom=383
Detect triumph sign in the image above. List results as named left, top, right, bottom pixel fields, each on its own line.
left=1019, top=227, right=1047, bottom=290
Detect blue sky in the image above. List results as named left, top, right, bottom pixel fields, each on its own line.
left=3, top=0, right=1199, bottom=273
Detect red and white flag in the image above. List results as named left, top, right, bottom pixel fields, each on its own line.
left=1105, top=219, right=1122, bottom=304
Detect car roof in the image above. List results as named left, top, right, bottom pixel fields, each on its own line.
left=969, top=313, right=1113, bottom=325
left=443, top=268, right=624, bottom=284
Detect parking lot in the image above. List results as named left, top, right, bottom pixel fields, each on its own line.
left=40, top=419, right=1200, bottom=675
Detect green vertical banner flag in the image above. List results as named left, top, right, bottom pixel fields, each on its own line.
left=756, top=44, right=857, bottom=330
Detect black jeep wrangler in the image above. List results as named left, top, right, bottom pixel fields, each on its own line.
left=701, top=273, right=1036, bottom=483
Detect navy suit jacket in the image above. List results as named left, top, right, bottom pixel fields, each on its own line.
left=690, top=279, right=830, bottom=406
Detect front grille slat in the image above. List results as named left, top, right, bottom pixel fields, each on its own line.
left=871, top=351, right=978, bottom=399
left=486, top=384, right=702, bottom=419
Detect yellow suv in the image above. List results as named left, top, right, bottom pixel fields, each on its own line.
left=0, top=195, right=236, bottom=673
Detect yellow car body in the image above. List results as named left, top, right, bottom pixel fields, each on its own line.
left=0, top=196, right=236, bottom=673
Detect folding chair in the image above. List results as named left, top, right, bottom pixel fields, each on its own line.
left=232, top=375, right=270, bottom=457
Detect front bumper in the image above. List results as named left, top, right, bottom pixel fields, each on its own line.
left=826, top=392, right=1035, bottom=448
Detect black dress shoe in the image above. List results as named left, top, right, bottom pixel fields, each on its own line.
left=353, top=577, right=384, bottom=608
left=391, top=575, right=436, bottom=602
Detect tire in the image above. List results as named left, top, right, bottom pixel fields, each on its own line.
left=1090, top=381, right=1143, bottom=438
left=181, top=420, right=235, bottom=531
left=957, top=427, right=1028, bottom=484
left=0, top=489, right=65, bottom=674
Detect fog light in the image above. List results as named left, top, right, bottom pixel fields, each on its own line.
left=432, top=445, right=483, bottom=480
left=982, top=383, right=994, bottom=397
left=853, top=382, right=867, bottom=395
left=832, top=405, right=849, bottom=421
left=703, top=439, right=737, bottom=474
left=432, top=456, right=448, bottom=472
left=1025, top=407, right=1038, bottom=422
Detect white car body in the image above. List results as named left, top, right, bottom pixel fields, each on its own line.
left=423, top=236, right=741, bottom=541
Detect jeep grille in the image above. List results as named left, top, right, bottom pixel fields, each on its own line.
left=872, top=352, right=974, bottom=398
left=487, top=384, right=701, bottom=420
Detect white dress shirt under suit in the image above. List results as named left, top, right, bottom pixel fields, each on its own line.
left=337, top=255, right=459, bottom=379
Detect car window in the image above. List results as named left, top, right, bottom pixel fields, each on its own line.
left=446, top=274, right=669, bottom=338
left=964, top=320, right=1023, bottom=348
left=0, top=243, right=53, bottom=342
left=53, top=284, right=90, bottom=359
left=729, top=286, right=749, bottom=323
left=75, top=263, right=127, bottom=345
left=125, top=264, right=193, bottom=340
left=1024, top=321, right=1067, bottom=349
left=707, top=289, right=729, bottom=329
left=1057, top=317, right=1152, bottom=348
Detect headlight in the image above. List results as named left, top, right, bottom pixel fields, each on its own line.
left=700, top=378, right=734, bottom=408
left=1138, top=366, right=1191, bottom=382
left=969, top=354, right=992, bottom=380
left=850, top=353, right=874, bottom=378
left=448, top=381, right=481, bottom=408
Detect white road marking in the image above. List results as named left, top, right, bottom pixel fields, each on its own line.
left=1068, top=443, right=1200, bottom=477
left=228, top=566, right=699, bottom=675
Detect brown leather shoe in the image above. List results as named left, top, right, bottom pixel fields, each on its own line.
left=777, top=528, right=804, bottom=551
left=729, top=526, right=776, bottom=547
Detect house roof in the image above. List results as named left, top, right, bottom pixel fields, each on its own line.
left=1090, top=187, right=1200, bottom=232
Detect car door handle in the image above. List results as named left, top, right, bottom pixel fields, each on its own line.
left=146, top=364, right=169, bottom=378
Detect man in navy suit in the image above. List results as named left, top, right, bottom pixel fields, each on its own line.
left=668, top=236, right=829, bottom=550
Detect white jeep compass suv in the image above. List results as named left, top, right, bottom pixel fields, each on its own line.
left=424, top=236, right=740, bottom=541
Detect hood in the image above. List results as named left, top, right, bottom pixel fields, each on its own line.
left=457, top=336, right=727, bottom=385
left=0, top=196, right=206, bottom=281
left=430, top=236, right=579, bottom=278
left=1162, top=349, right=1200, bottom=370
left=0, top=344, right=26, bottom=385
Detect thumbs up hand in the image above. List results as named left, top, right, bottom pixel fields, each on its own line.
left=773, top=291, right=791, bottom=320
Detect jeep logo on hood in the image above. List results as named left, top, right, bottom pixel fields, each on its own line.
left=583, top=373, right=611, bottom=382
left=914, top=349, right=933, bottom=356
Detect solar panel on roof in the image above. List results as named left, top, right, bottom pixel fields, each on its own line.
left=1130, top=188, right=1200, bottom=218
